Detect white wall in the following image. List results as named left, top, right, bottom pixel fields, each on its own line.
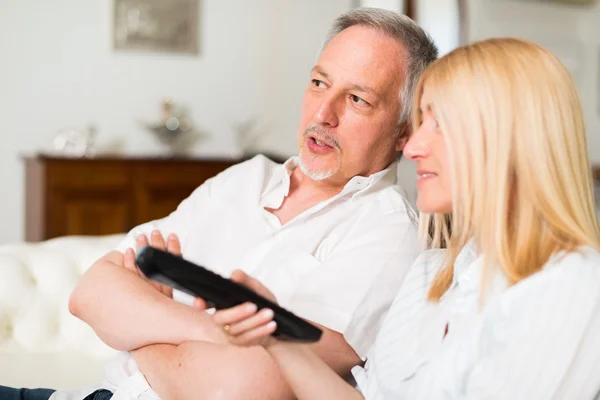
left=416, top=0, right=460, bottom=56
left=0, top=0, right=351, bottom=243
left=360, top=0, right=405, bottom=13
left=466, top=0, right=600, bottom=164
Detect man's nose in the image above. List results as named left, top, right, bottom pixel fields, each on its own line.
left=314, top=94, right=340, bottom=127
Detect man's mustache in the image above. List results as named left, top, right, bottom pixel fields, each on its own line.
left=303, top=125, right=341, bottom=151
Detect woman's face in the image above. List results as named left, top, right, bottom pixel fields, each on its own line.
left=404, top=88, right=453, bottom=214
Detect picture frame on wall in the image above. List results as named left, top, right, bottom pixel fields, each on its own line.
left=113, top=0, right=199, bottom=55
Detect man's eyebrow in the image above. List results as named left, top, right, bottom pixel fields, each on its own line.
left=311, top=66, right=380, bottom=98
left=348, top=83, right=378, bottom=97
left=311, top=67, right=330, bottom=81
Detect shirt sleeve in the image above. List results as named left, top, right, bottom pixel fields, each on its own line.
left=287, top=208, right=420, bottom=359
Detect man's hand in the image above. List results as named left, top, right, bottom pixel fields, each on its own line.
left=121, top=230, right=181, bottom=297
left=123, top=230, right=207, bottom=310
left=212, top=270, right=278, bottom=347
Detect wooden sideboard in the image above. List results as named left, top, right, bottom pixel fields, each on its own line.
left=23, top=155, right=244, bottom=241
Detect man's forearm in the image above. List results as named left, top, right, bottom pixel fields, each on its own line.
left=69, top=252, right=225, bottom=350
left=133, top=341, right=295, bottom=400
left=132, top=325, right=361, bottom=399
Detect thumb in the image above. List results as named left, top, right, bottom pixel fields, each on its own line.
left=230, top=269, right=248, bottom=284
left=193, top=297, right=208, bottom=311
left=231, top=269, right=259, bottom=291
left=231, top=269, right=275, bottom=301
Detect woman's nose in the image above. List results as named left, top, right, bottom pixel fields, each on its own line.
left=404, top=128, right=430, bottom=160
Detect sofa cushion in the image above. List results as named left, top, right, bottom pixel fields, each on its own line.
left=0, top=235, right=124, bottom=388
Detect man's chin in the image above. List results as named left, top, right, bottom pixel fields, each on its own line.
left=298, top=157, right=339, bottom=181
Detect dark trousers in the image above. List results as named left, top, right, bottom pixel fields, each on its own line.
left=0, top=386, right=112, bottom=400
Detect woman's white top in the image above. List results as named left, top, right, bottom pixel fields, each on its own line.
left=350, top=244, right=600, bottom=399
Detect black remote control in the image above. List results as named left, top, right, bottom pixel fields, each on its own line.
left=135, top=246, right=323, bottom=343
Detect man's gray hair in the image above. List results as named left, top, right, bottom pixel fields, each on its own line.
left=322, top=8, right=438, bottom=129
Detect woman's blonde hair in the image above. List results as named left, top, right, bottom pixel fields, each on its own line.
left=412, top=38, right=600, bottom=301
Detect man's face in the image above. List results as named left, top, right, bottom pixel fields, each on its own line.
left=297, top=25, right=408, bottom=183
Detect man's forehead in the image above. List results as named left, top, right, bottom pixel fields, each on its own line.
left=315, top=27, right=407, bottom=96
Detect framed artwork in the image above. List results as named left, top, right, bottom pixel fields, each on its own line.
left=113, top=0, right=199, bottom=55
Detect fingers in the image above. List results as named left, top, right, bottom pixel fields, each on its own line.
left=231, top=270, right=262, bottom=293
left=136, top=234, right=149, bottom=253
left=228, top=308, right=274, bottom=336
left=123, top=248, right=135, bottom=269
left=166, top=233, right=181, bottom=256
left=193, top=297, right=208, bottom=311
left=213, top=303, right=278, bottom=346
left=123, top=248, right=140, bottom=275
left=213, top=302, right=258, bottom=326
left=213, top=303, right=275, bottom=336
left=150, top=230, right=166, bottom=249
left=230, top=269, right=277, bottom=303
left=136, top=231, right=181, bottom=256
left=231, top=321, right=277, bottom=345
left=230, top=269, right=248, bottom=283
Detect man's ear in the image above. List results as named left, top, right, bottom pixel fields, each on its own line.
left=395, top=122, right=410, bottom=152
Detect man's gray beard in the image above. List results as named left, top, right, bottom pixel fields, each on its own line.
left=298, top=154, right=340, bottom=181
left=299, top=124, right=342, bottom=181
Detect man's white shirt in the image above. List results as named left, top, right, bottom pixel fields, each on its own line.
left=51, top=155, right=419, bottom=399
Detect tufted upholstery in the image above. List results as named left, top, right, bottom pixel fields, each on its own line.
left=0, top=234, right=124, bottom=389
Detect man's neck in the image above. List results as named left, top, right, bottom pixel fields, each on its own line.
left=289, top=167, right=346, bottom=201
left=265, top=167, right=348, bottom=226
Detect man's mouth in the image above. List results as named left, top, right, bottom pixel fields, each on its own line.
left=306, top=135, right=337, bottom=154
left=311, top=137, right=334, bottom=148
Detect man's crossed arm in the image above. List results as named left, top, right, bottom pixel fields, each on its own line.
left=69, top=231, right=361, bottom=399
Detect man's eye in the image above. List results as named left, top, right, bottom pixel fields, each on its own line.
left=312, top=79, right=325, bottom=88
left=350, top=94, right=368, bottom=106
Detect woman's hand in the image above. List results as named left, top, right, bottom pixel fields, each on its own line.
left=212, top=270, right=279, bottom=347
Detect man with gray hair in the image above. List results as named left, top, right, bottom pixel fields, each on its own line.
left=0, top=7, right=437, bottom=400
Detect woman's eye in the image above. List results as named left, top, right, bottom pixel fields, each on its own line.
left=312, top=79, right=325, bottom=88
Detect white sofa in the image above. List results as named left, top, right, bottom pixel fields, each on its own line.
left=0, top=234, right=124, bottom=390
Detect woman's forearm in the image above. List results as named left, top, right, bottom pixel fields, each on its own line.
left=268, top=342, right=364, bottom=400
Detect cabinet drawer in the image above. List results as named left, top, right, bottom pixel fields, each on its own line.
left=46, top=160, right=130, bottom=188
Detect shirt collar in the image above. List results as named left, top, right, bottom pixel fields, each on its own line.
left=448, top=240, right=510, bottom=300
left=262, top=156, right=399, bottom=202
left=345, top=160, right=398, bottom=199
left=451, top=240, right=479, bottom=288
left=262, top=157, right=297, bottom=198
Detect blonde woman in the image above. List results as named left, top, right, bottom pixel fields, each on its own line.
left=212, top=38, right=600, bottom=399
